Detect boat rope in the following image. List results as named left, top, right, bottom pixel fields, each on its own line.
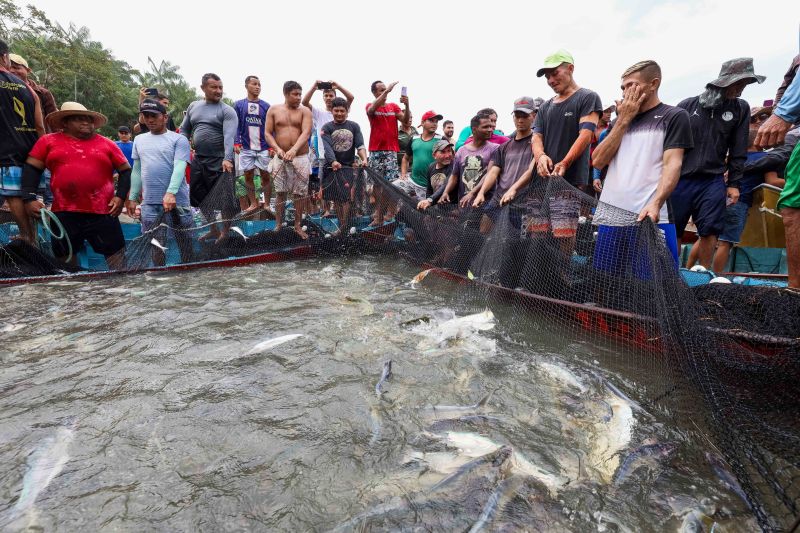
left=39, top=208, right=73, bottom=264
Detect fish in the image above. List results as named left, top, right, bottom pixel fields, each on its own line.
left=422, top=391, right=494, bottom=418
left=509, top=450, right=569, bottom=496
left=539, top=361, right=588, bottom=393
left=150, top=237, right=168, bottom=251
left=679, top=509, right=718, bottom=532
left=375, top=360, right=392, bottom=397
left=343, top=296, right=374, bottom=316
left=430, top=445, right=513, bottom=492
left=230, top=226, right=249, bottom=240
left=244, top=334, right=303, bottom=356
left=612, top=442, right=676, bottom=485
left=705, top=452, right=750, bottom=508
left=399, top=315, right=431, bottom=328
left=401, top=450, right=470, bottom=474
left=410, top=268, right=432, bottom=287
left=441, top=431, right=502, bottom=458
left=592, top=370, right=648, bottom=415
left=428, top=415, right=505, bottom=433
left=10, top=421, right=75, bottom=522
left=417, top=309, right=495, bottom=348
left=586, top=392, right=635, bottom=483
left=1, top=323, right=25, bottom=333
left=468, top=476, right=525, bottom=533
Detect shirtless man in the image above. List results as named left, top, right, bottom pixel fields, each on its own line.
left=265, top=81, right=313, bottom=239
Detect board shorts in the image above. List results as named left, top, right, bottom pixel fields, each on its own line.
left=718, top=201, right=750, bottom=244
left=235, top=174, right=262, bottom=198
left=593, top=223, right=679, bottom=278
left=393, top=178, right=426, bottom=199
left=0, top=166, right=46, bottom=197
left=239, top=149, right=271, bottom=172
left=670, top=173, right=726, bottom=237
left=322, top=167, right=354, bottom=203
left=50, top=211, right=125, bottom=258
left=269, top=156, right=310, bottom=196
left=778, top=142, right=800, bottom=210
left=368, top=151, right=400, bottom=182
left=189, top=154, right=239, bottom=218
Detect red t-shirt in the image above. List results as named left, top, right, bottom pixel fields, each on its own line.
left=29, top=133, right=128, bottom=214
left=366, top=102, right=401, bottom=152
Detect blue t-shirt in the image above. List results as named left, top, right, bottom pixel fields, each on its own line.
left=738, top=151, right=769, bottom=206
left=132, top=131, right=192, bottom=206
left=234, top=98, right=270, bottom=151
left=115, top=141, right=134, bottom=166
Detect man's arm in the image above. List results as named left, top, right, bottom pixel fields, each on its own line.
left=473, top=165, right=501, bottom=207
left=321, top=128, right=336, bottom=166
left=638, top=148, right=684, bottom=222
left=128, top=159, right=142, bottom=202
left=439, top=172, right=459, bottom=203
left=501, top=161, right=535, bottom=205
left=180, top=106, right=193, bottom=141
left=756, top=72, right=800, bottom=148
left=765, top=170, right=785, bottom=189
left=332, top=81, right=355, bottom=106
left=263, top=108, right=282, bottom=157
left=401, top=153, right=410, bottom=177
left=552, top=112, right=599, bottom=176
left=366, top=82, right=397, bottom=116
left=222, top=106, right=238, bottom=162
left=725, top=102, right=750, bottom=188
left=233, top=101, right=243, bottom=146
left=398, top=95, right=410, bottom=123
left=302, top=81, right=318, bottom=110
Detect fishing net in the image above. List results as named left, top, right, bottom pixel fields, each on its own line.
left=1, top=161, right=798, bottom=530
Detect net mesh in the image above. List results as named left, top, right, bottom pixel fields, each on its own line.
left=1, top=165, right=798, bottom=530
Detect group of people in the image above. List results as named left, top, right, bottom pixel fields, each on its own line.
left=2, top=37, right=799, bottom=287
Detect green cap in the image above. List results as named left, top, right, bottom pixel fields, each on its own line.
left=536, top=49, right=574, bottom=77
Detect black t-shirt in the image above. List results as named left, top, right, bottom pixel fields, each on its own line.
left=0, top=71, right=39, bottom=167
left=491, top=132, right=534, bottom=196
left=321, top=120, right=365, bottom=167
left=533, top=87, right=603, bottom=186
left=427, top=161, right=455, bottom=203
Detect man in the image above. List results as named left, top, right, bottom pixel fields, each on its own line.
left=234, top=75, right=271, bottom=214
left=320, top=97, right=367, bottom=235
left=438, top=114, right=498, bottom=207
left=134, top=89, right=177, bottom=134
left=774, top=54, right=799, bottom=108
left=590, top=60, right=693, bottom=275
left=125, top=99, right=193, bottom=266
left=417, top=140, right=456, bottom=210
left=116, top=126, right=134, bottom=166
left=474, top=97, right=538, bottom=233
left=671, top=58, right=764, bottom=268
left=366, top=80, right=410, bottom=225
left=180, top=73, right=238, bottom=242
left=442, top=120, right=455, bottom=144
left=8, top=53, right=57, bottom=128
left=265, top=80, right=313, bottom=239
left=0, top=39, right=44, bottom=244
left=400, top=110, right=442, bottom=198
left=302, top=79, right=355, bottom=163
left=456, top=108, right=510, bottom=151
left=21, top=102, right=131, bottom=269
left=397, top=111, right=418, bottom=168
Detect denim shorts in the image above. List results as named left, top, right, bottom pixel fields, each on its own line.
left=718, top=200, right=750, bottom=244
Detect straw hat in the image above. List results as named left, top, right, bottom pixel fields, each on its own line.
left=46, top=101, right=107, bottom=130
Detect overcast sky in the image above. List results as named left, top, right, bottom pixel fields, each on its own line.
left=23, top=0, right=800, bottom=135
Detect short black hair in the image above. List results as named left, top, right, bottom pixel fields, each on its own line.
left=331, top=97, right=349, bottom=110
left=283, top=80, right=301, bottom=94
left=0, top=39, right=8, bottom=57
left=370, top=80, right=383, bottom=94
left=201, top=73, right=221, bottom=86
left=477, top=107, right=497, bottom=117
left=245, top=75, right=259, bottom=85
left=443, top=120, right=453, bottom=127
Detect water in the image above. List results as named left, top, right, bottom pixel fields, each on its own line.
left=0, top=257, right=756, bottom=531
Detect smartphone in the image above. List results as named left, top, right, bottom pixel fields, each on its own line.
left=145, top=87, right=158, bottom=97
left=318, top=81, right=333, bottom=90
left=401, top=86, right=407, bottom=97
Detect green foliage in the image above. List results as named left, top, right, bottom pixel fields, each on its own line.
left=0, top=0, right=198, bottom=135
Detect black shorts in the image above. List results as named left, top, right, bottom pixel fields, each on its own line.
left=189, top=155, right=238, bottom=217
left=50, top=212, right=125, bottom=258
left=322, top=168, right=353, bottom=203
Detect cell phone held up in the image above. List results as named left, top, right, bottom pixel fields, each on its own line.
left=144, top=87, right=158, bottom=97
left=401, top=86, right=407, bottom=97
left=317, top=81, right=333, bottom=90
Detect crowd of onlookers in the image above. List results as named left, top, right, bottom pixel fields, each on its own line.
left=1, top=36, right=799, bottom=286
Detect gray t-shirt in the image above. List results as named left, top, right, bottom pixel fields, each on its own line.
left=132, top=130, right=192, bottom=206
left=491, top=132, right=533, bottom=197
left=180, top=100, right=238, bottom=161
left=533, top=87, right=602, bottom=186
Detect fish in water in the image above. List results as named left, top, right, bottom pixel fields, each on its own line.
left=441, top=431, right=502, bottom=458
left=705, top=451, right=750, bottom=508
left=586, top=391, right=635, bottom=483
left=539, top=361, right=588, bottom=393
left=612, top=442, right=676, bottom=485
left=468, top=476, right=526, bottom=533
left=421, top=391, right=494, bottom=419
left=427, top=414, right=504, bottom=433
left=9, top=420, right=75, bottom=524
left=150, top=237, right=168, bottom=251
left=410, top=268, right=432, bottom=287
left=430, top=445, right=513, bottom=492
left=230, top=226, right=249, bottom=240
left=680, top=508, right=718, bottom=532
left=244, top=334, right=303, bottom=356
left=417, top=309, right=495, bottom=348
left=375, top=360, right=392, bottom=397
left=1, top=323, right=25, bottom=333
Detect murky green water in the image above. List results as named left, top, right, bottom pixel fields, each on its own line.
left=0, top=257, right=755, bottom=531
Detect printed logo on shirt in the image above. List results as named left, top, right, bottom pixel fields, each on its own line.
left=430, top=172, right=448, bottom=191
left=13, top=96, right=27, bottom=126
left=248, top=102, right=259, bottom=115
left=564, top=111, right=574, bottom=117
left=331, top=128, right=354, bottom=152
left=461, top=155, right=485, bottom=193
left=691, top=110, right=700, bottom=117
left=722, top=111, right=733, bottom=122
left=654, top=115, right=663, bottom=119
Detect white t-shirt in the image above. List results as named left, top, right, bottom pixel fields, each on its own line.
left=312, top=106, right=334, bottom=160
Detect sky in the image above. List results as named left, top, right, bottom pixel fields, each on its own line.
left=20, top=0, right=800, bottom=136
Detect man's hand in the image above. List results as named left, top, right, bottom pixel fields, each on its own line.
left=125, top=200, right=139, bottom=217
left=234, top=144, right=242, bottom=154
left=358, top=159, right=368, bottom=168
left=284, top=148, right=297, bottom=162
left=25, top=199, right=44, bottom=218
left=593, top=179, right=603, bottom=193
left=552, top=161, right=569, bottom=177
left=726, top=186, right=740, bottom=206
left=459, top=192, right=474, bottom=208
left=438, top=192, right=450, bottom=204
left=314, top=79, right=322, bottom=90
left=472, top=192, right=486, bottom=208
left=275, top=148, right=286, bottom=160
left=536, top=154, right=554, bottom=177
left=400, top=95, right=409, bottom=107
left=500, top=189, right=516, bottom=206
left=331, top=161, right=342, bottom=171
left=637, top=200, right=661, bottom=223
left=330, top=80, right=339, bottom=90
left=108, top=197, right=124, bottom=217
left=222, top=160, right=234, bottom=173
left=163, top=192, right=177, bottom=212
left=417, top=199, right=432, bottom=210
left=616, top=84, right=647, bottom=123
left=755, top=113, right=793, bottom=149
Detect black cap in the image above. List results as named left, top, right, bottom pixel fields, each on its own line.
left=118, top=126, right=131, bottom=133
left=140, top=98, right=167, bottom=115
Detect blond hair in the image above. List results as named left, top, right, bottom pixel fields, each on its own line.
left=621, top=60, right=662, bottom=81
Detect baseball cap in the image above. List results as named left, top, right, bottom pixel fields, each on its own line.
left=432, top=139, right=454, bottom=154
left=8, top=53, right=29, bottom=69
left=118, top=126, right=131, bottom=133
left=421, top=110, right=443, bottom=122
left=512, top=96, right=537, bottom=114
left=536, top=49, right=574, bottom=77
left=140, top=98, right=167, bottom=115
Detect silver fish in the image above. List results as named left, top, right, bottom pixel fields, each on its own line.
left=244, top=334, right=303, bottom=356
left=468, top=476, right=525, bottom=533
left=150, top=237, right=168, bottom=251
left=422, top=391, right=494, bottom=418
left=430, top=445, right=513, bottom=492
left=612, top=442, right=676, bottom=485
left=705, top=452, right=750, bottom=508
left=230, top=226, right=248, bottom=240
left=375, top=360, right=393, bottom=397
